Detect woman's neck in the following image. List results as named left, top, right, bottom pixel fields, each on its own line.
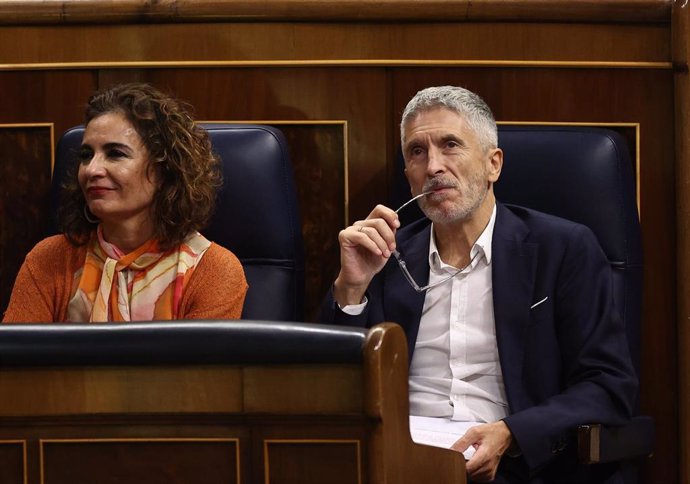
left=101, top=218, right=155, bottom=253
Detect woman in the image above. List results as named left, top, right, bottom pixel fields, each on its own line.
left=3, top=83, right=247, bottom=322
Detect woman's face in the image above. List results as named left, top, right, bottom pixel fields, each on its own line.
left=78, top=112, right=159, bottom=231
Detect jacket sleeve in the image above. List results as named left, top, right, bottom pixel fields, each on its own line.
left=317, top=285, right=373, bottom=327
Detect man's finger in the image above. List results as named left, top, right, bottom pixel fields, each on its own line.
left=466, top=455, right=497, bottom=483
left=450, top=434, right=472, bottom=453
left=450, top=425, right=482, bottom=453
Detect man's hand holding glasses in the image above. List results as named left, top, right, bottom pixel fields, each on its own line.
left=333, top=201, right=404, bottom=308
left=334, top=190, right=479, bottom=309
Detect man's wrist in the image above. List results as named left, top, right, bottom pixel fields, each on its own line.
left=499, top=419, right=521, bottom=457
left=333, top=278, right=368, bottom=307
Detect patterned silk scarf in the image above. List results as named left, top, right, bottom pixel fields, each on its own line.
left=67, top=227, right=212, bottom=322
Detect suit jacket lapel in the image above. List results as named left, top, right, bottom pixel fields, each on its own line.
left=492, top=203, right=538, bottom=412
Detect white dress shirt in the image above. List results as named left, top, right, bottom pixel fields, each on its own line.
left=408, top=205, right=508, bottom=423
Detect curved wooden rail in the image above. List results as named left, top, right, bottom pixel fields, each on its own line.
left=0, top=0, right=672, bottom=25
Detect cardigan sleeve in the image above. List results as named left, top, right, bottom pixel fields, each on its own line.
left=178, top=243, right=248, bottom=320
left=2, top=236, right=77, bottom=323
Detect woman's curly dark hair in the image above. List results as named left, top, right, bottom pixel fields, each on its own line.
left=60, top=83, right=222, bottom=250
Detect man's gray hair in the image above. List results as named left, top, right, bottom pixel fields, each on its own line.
left=400, top=86, right=498, bottom=151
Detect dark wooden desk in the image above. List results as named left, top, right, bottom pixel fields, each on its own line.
left=0, top=322, right=465, bottom=484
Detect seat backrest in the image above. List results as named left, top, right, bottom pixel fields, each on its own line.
left=392, top=126, right=642, bottom=375
left=50, top=124, right=305, bottom=321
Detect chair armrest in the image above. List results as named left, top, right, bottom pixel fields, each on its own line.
left=578, top=416, right=654, bottom=464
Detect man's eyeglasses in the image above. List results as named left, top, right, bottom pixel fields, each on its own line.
left=392, top=192, right=479, bottom=293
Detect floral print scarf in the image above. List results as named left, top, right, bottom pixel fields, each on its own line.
left=67, top=227, right=211, bottom=322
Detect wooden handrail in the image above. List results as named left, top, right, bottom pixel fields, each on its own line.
left=0, top=0, right=672, bottom=26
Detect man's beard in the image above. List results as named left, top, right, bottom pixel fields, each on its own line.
left=418, top=171, right=488, bottom=224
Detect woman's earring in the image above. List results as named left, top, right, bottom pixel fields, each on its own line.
left=83, top=206, right=100, bottom=224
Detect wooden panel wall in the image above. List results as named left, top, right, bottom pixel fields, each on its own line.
left=0, top=1, right=678, bottom=482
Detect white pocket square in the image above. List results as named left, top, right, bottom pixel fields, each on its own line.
left=530, top=297, right=548, bottom=309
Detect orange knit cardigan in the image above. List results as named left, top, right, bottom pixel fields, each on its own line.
left=2, top=235, right=248, bottom=323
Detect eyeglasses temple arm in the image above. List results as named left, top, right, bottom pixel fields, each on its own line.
left=392, top=250, right=423, bottom=293
left=394, top=191, right=432, bottom=214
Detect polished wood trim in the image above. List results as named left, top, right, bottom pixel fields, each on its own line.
left=39, top=437, right=241, bottom=442
left=0, top=122, right=54, bottom=127
left=344, top=121, right=350, bottom=228
left=673, top=2, right=690, bottom=482
left=0, top=0, right=671, bottom=25
left=263, top=439, right=362, bottom=484
left=0, top=22, right=669, bottom=66
left=202, top=120, right=347, bottom=125
left=0, top=60, right=674, bottom=72
left=39, top=437, right=240, bottom=484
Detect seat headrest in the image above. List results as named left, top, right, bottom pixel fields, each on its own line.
left=494, top=126, right=641, bottom=266
left=201, top=124, right=303, bottom=263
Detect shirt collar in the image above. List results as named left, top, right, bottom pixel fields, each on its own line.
left=428, top=203, right=497, bottom=270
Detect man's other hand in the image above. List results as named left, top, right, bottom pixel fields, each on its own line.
left=450, top=420, right=513, bottom=482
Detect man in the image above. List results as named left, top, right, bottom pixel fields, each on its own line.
left=319, top=86, right=637, bottom=483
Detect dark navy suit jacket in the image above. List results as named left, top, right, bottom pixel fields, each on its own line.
left=319, top=203, right=637, bottom=482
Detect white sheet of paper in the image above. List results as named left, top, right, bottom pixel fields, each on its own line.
left=409, top=416, right=481, bottom=460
